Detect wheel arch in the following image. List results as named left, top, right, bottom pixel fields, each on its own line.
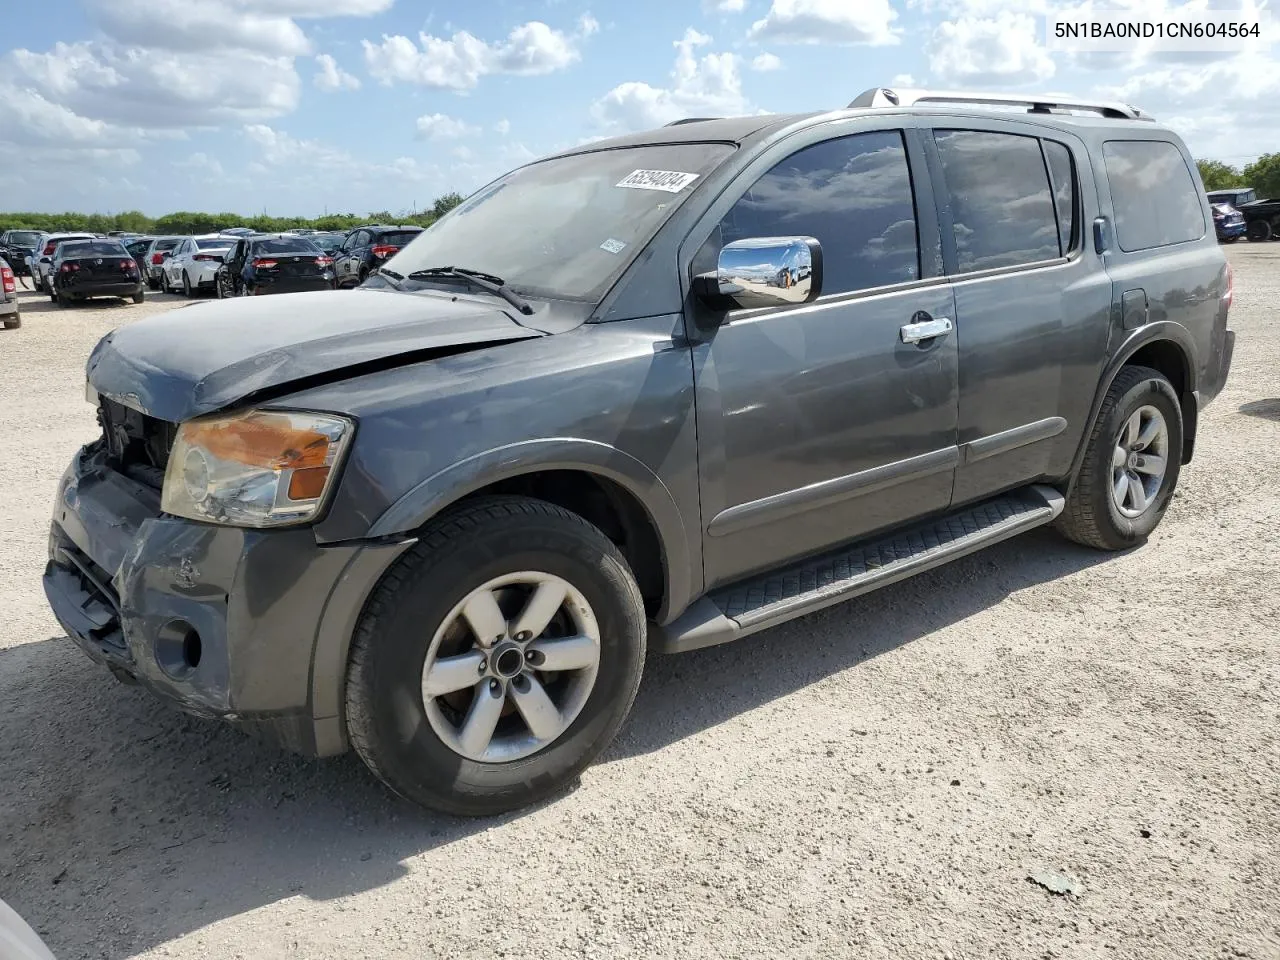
left=367, top=438, right=695, bottom=624
left=1065, top=325, right=1199, bottom=494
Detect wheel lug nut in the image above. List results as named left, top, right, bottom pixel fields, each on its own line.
left=516, top=631, right=531, bottom=642
left=489, top=679, right=501, bottom=695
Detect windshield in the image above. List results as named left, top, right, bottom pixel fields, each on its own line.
left=252, top=238, right=321, bottom=255
left=388, top=142, right=734, bottom=301
left=62, top=240, right=128, bottom=257
left=313, top=234, right=344, bottom=251
left=9, top=231, right=40, bottom=245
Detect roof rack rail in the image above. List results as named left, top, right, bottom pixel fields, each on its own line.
left=664, top=117, right=721, bottom=126
left=848, top=87, right=1153, bottom=121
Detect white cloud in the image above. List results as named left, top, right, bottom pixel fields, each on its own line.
left=90, top=0, right=311, bottom=57
left=592, top=28, right=747, bottom=132
left=416, top=113, right=481, bottom=140
left=6, top=42, right=300, bottom=130
left=495, top=118, right=511, bottom=134
left=891, top=73, right=918, bottom=86
left=751, top=52, right=783, bottom=71
left=314, top=54, right=361, bottom=91
left=173, top=152, right=225, bottom=177
left=363, top=19, right=591, bottom=90
left=748, top=0, right=900, bottom=45
left=714, top=0, right=747, bottom=10
left=928, top=12, right=1055, bottom=85
left=579, top=13, right=600, bottom=36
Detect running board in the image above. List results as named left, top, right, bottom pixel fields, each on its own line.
left=655, top=485, right=1064, bottom=654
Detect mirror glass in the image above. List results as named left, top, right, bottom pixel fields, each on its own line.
left=713, top=236, right=818, bottom=309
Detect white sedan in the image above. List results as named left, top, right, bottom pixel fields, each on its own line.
left=160, top=235, right=234, bottom=297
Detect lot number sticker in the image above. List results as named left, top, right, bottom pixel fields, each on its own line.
left=616, top=169, right=700, bottom=193
left=600, top=238, right=627, bottom=254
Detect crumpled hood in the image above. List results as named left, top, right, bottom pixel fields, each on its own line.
left=86, top=289, right=545, bottom=422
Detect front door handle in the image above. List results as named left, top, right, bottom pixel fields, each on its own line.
left=900, top=316, right=954, bottom=344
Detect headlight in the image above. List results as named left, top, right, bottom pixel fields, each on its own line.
left=161, top=410, right=354, bottom=528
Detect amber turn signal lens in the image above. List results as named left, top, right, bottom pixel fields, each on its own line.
left=287, top=466, right=331, bottom=501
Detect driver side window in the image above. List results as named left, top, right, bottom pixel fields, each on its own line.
left=718, top=130, right=921, bottom=296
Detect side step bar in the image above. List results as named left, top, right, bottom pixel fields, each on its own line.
left=654, top=485, right=1064, bottom=654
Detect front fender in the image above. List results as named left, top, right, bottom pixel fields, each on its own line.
left=367, top=437, right=695, bottom=621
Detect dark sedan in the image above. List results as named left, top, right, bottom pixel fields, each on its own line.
left=0, top=230, right=42, bottom=276
left=215, top=235, right=336, bottom=297
left=51, top=239, right=145, bottom=305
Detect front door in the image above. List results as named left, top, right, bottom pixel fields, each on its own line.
left=686, top=125, right=960, bottom=589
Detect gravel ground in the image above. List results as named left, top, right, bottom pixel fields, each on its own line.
left=1, top=250, right=1278, bottom=960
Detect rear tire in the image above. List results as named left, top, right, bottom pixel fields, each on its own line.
left=182, top=271, right=193, bottom=298
left=4, top=316, right=20, bottom=329
left=345, top=496, right=647, bottom=816
left=1247, top=220, right=1272, bottom=242
left=1221, top=236, right=1239, bottom=244
left=131, top=290, right=144, bottom=304
left=147, top=277, right=160, bottom=291
left=1056, top=366, right=1182, bottom=551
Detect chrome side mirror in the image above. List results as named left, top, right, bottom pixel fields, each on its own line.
left=695, top=236, right=823, bottom=311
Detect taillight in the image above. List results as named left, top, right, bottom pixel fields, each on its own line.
left=1224, top=263, right=1234, bottom=310
left=370, top=245, right=398, bottom=259
left=151, top=252, right=164, bottom=264
left=43, top=243, right=56, bottom=255
left=122, top=259, right=137, bottom=271
left=1, top=266, right=13, bottom=293
left=60, top=263, right=80, bottom=273
left=253, top=258, right=278, bottom=269
left=316, top=256, right=333, bottom=267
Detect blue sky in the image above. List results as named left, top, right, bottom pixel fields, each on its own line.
left=1, top=0, right=1274, bottom=217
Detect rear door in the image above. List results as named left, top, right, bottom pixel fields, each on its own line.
left=684, top=119, right=960, bottom=587
left=925, top=119, right=1113, bottom=506
left=1094, top=138, right=1224, bottom=397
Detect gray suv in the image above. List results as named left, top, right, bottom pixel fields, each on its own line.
left=44, top=88, right=1236, bottom=815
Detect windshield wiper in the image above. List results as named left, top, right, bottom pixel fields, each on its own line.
left=405, top=266, right=533, bottom=315
left=374, top=267, right=404, bottom=289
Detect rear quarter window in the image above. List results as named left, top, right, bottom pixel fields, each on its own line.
left=1103, top=140, right=1205, bottom=252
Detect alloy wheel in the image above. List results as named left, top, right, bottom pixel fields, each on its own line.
left=1111, top=405, right=1169, bottom=518
left=420, top=571, right=601, bottom=763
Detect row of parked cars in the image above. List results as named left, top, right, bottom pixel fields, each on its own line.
left=1206, top=186, right=1280, bottom=243
left=0, top=223, right=426, bottom=308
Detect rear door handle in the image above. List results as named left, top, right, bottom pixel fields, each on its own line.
left=900, top=316, right=954, bottom=344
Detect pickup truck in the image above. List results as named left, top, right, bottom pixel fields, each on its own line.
left=1241, top=197, right=1280, bottom=241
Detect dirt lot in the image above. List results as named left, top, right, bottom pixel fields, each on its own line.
left=1, top=249, right=1278, bottom=960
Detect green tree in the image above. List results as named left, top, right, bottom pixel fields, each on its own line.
left=1196, top=159, right=1244, bottom=191
left=1242, top=153, right=1280, bottom=199
left=431, top=192, right=464, bottom=218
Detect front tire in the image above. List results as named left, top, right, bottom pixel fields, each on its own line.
left=1056, top=366, right=1182, bottom=551
left=345, top=497, right=646, bottom=816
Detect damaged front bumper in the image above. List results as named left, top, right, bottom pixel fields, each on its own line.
left=43, top=443, right=410, bottom=756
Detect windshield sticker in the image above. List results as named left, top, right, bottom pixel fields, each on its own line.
left=615, top=169, right=700, bottom=193
left=599, top=238, right=627, bottom=255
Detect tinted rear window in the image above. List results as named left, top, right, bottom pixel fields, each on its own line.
left=934, top=130, right=1060, bottom=272
left=1104, top=140, right=1205, bottom=252
left=195, top=237, right=232, bottom=249
left=62, top=240, right=129, bottom=256
left=375, top=231, right=421, bottom=247
left=154, top=239, right=181, bottom=251
left=252, top=238, right=321, bottom=254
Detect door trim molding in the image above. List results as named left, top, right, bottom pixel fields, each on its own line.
left=962, top=417, right=1067, bottom=464
left=706, top=446, right=959, bottom=538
